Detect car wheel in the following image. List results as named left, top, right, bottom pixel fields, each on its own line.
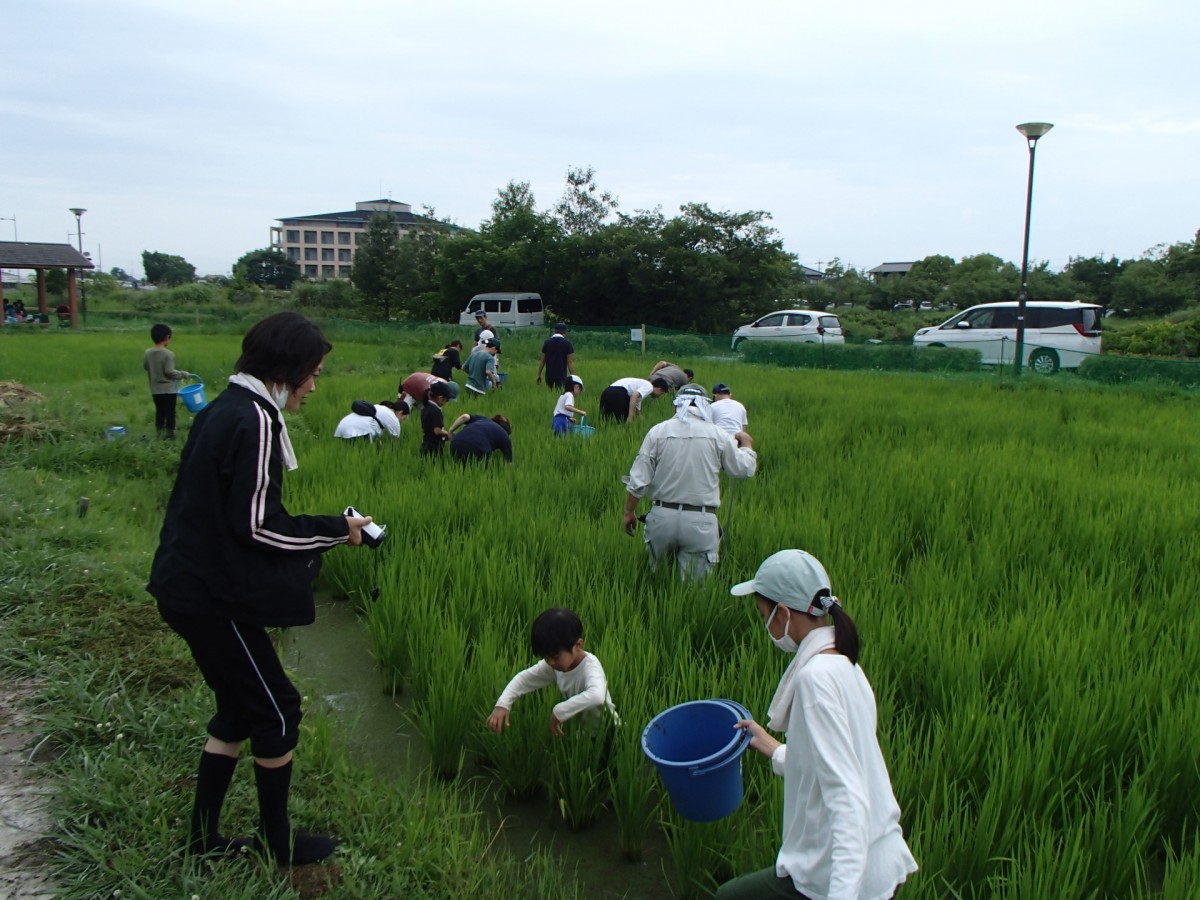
left=1029, top=348, right=1059, bottom=375
left=927, top=343, right=946, bottom=348
left=732, top=338, right=745, bottom=352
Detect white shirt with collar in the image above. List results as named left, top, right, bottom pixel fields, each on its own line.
left=624, top=410, right=756, bottom=507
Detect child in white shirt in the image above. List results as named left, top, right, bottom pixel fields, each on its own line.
left=551, top=375, right=587, bottom=436
left=487, top=608, right=618, bottom=736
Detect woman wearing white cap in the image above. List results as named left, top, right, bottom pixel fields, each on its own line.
left=719, top=550, right=917, bottom=900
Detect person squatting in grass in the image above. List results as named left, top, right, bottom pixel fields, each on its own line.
left=397, top=371, right=459, bottom=413
left=551, top=374, right=587, bottom=435
left=717, top=550, right=918, bottom=900
left=622, top=385, right=757, bottom=581
left=464, top=339, right=501, bottom=396
left=333, top=400, right=406, bottom=441
left=144, top=322, right=195, bottom=439
left=448, top=412, right=513, bottom=463
left=487, top=607, right=619, bottom=736
left=420, top=380, right=455, bottom=456
left=598, top=375, right=668, bottom=423
left=148, top=312, right=374, bottom=866
left=430, top=339, right=464, bottom=382
left=709, top=383, right=748, bottom=437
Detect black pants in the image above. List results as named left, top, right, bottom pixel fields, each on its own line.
left=153, top=392, right=178, bottom=436
left=599, top=386, right=630, bottom=421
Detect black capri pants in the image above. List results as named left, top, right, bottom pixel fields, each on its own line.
left=159, top=603, right=302, bottom=759
left=599, top=385, right=631, bottom=421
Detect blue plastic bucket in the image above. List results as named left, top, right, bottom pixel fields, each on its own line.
left=571, top=414, right=595, bottom=439
left=179, top=382, right=207, bottom=413
left=642, top=698, right=752, bottom=822
left=105, top=426, right=126, bottom=442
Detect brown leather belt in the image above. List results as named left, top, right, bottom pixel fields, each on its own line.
left=653, top=500, right=718, bottom=514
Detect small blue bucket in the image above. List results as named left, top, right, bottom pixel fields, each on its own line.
left=105, top=426, right=126, bottom=442
left=571, top=414, right=595, bottom=439
left=642, top=698, right=752, bottom=821
left=179, top=382, right=207, bottom=413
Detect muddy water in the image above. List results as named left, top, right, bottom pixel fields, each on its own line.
left=283, top=598, right=676, bottom=899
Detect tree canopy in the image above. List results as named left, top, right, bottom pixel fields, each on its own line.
left=233, top=248, right=300, bottom=290
left=141, top=251, right=196, bottom=287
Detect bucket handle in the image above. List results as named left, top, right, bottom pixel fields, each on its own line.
left=686, top=726, right=751, bottom=776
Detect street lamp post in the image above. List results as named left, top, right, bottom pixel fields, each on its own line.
left=69, top=208, right=87, bottom=323
left=1012, top=122, right=1053, bottom=376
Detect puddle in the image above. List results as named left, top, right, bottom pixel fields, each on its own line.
left=283, top=598, right=675, bottom=899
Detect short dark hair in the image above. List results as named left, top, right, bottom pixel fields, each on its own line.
left=447, top=340, right=463, bottom=349
left=683, top=368, right=694, bottom=380
left=651, top=377, right=670, bottom=392
left=150, top=323, right=172, bottom=343
left=491, top=414, right=512, bottom=434
left=235, top=312, right=332, bottom=389
left=530, top=608, right=584, bottom=657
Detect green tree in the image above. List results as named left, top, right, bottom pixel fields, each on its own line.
left=395, top=206, right=454, bottom=320
left=1065, top=255, right=1124, bottom=307
left=553, top=166, right=619, bottom=236
left=349, top=212, right=403, bottom=320
left=1112, top=259, right=1190, bottom=317
left=233, top=248, right=300, bottom=289
left=946, top=253, right=1018, bottom=308
left=141, top=251, right=196, bottom=287
left=44, top=268, right=67, bottom=298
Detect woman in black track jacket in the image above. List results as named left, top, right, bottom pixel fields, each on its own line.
left=149, top=312, right=372, bottom=866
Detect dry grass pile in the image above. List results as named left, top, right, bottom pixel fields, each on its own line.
left=0, top=381, right=47, bottom=442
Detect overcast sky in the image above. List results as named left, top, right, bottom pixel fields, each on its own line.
left=4, top=0, right=1197, bottom=280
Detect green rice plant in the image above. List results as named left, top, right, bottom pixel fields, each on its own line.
left=549, top=713, right=614, bottom=831
left=659, top=814, right=727, bottom=900
left=409, top=617, right=475, bottom=780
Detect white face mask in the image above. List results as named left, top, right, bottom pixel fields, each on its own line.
left=765, top=605, right=798, bottom=654
left=269, top=385, right=290, bottom=409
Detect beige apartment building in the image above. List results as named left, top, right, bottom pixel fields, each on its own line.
left=270, top=199, right=444, bottom=279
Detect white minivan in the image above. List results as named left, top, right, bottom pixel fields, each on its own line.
left=912, top=301, right=1103, bottom=374
left=457, top=292, right=545, bottom=328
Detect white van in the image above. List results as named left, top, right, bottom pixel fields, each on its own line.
left=457, top=292, right=545, bottom=328
left=912, top=301, right=1103, bottom=374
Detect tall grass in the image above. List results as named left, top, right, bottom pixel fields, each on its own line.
left=8, top=322, right=1200, bottom=896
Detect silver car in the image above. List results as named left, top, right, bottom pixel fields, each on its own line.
left=731, top=310, right=845, bottom=351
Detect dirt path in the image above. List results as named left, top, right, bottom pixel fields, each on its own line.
left=0, top=679, right=57, bottom=899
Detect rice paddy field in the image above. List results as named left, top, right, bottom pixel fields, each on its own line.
left=4, top=321, right=1200, bottom=898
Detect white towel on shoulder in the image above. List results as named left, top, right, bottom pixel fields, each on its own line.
left=767, top=626, right=837, bottom=731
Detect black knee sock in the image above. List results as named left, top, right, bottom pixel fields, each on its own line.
left=253, top=760, right=336, bottom=865
left=188, top=750, right=242, bottom=854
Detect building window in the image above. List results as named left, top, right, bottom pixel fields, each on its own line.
left=321, top=231, right=334, bottom=244
left=287, top=247, right=300, bottom=260
left=304, top=248, right=317, bottom=261
left=305, top=265, right=317, bottom=276
left=338, top=265, right=352, bottom=277
left=321, top=248, right=334, bottom=261
left=304, top=230, right=317, bottom=244
left=322, top=265, right=334, bottom=278
left=338, top=249, right=351, bottom=262
left=338, top=232, right=352, bottom=244
left=286, top=229, right=300, bottom=242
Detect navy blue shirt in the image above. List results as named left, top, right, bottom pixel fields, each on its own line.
left=450, top=415, right=512, bottom=462
left=540, top=335, right=574, bottom=385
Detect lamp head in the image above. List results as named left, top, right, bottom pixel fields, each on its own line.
left=1016, top=122, right=1053, bottom=141
left=69, top=207, right=87, bottom=218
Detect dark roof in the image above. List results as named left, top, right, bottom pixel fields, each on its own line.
left=0, top=242, right=94, bottom=269
left=278, top=208, right=432, bottom=226
left=867, top=262, right=915, bottom=275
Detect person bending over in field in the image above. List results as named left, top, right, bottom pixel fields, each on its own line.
left=487, top=608, right=618, bottom=736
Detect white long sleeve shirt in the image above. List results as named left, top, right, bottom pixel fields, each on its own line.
left=494, top=652, right=618, bottom=724
left=625, top=415, right=757, bottom=507
left=769, top=634, right=917, bottom=900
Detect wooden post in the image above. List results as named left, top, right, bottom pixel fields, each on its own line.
left=37, top=270, right=48, bottom=315
left=67, top=269, right=79, bottom=329
left=641, top=323, right=647, bottom=355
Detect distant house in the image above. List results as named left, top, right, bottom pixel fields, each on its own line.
left=270, top=199, right=456, bottom=280
left=796, top=264, right=824, bottom=284
left=867, top=262, right=914, bottom=283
